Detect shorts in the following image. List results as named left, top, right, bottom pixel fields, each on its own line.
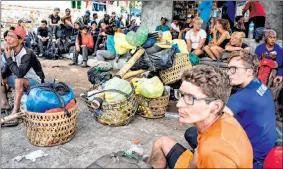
left=7, top=75, right=40, bottom=89
left=166, top=143, right=193, bottom=169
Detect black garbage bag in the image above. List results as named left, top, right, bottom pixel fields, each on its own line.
left=147, top=48, right=176, bottom=72
left=87, top=67, right=112, bottom=85
left=131, top=48, right=176, bottom=72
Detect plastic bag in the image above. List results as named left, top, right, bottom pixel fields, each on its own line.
left=104, top=77, right=133, bottom=103
left=132, top=76, right=164, bottom=99
left=126, top=31, right=137, bottom=46
left=189, top=53, right=200, bottom=66
left=26, top=87, right=75, bottom=113
left=160, top=31, right=172, bottom=42
left=114, top=33, right=136, bottom=55
left=142, top=38, right=157, bottom=49
left=135, top=24, right=149, bottom=47
left=147, top=48, right=176, bottom=71
left=172, top=39, right=189, bottom=54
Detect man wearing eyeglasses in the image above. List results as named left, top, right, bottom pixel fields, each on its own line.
left=224, top=50, right=276, bottom=168
left=1, top=26, right=45, bottom=127
left=147, top=65, right=253, bottom=168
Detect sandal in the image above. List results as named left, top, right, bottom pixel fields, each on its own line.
left=1, top=118, right=19, bottom=127
left=1, top=109, right=20, bottom=127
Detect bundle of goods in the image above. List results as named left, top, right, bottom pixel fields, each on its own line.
left=126, top=24, right=149, bottom=47
left=131, top=48, right=176, bottom=72
left=18, top=82, right=77, bottom=147
left=159, top=53, right=192, bottom=85
left=85, top=77, right=138, bottom=126
left=131, top=77, right=169, bottom=118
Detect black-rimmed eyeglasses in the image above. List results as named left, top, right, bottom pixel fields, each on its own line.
left=226, top=66, right=251, bottom=74
left=175, top=90, right=216, bottom=105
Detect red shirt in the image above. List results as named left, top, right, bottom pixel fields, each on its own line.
left=76, top=33, right=94, bottom=49
left=243, top=1, right=266, bottom=18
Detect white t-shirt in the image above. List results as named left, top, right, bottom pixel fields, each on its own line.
left=170, top=23, right=180, bottom=32
left=185, top=29, right=207, bottom=49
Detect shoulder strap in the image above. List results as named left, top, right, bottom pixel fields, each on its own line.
left=27, top=83, right=71, bottom=117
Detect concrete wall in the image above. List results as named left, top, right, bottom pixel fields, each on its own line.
left=261, top=1, right=283, bottom=40
left=141, top=1, right=173, bottom=32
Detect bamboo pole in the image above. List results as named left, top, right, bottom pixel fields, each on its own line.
left=116, top=48, right=145, bottom=78
left=122, top=69, right=147, bottom=80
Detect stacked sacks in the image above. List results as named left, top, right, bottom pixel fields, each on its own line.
left=132, top=76, right=164, bottom=99
left=126, top=24, right=149, bottom=48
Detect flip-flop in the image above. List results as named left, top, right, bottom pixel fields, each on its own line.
left=1, top=109, right=20, bottom=127
left=1, top=118, right=19, bottom=127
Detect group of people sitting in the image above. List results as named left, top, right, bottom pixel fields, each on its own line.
left=22, top=8, right=131, bottom=67
left=1, top=3, right=282, bottom=168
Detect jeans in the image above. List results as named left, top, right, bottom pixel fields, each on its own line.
left=7, top=75, right=39, bottom=89
left=73, top=46, right=93, bottom=63
left=96, top=50, right=116, bottom=61
left=50, top=25, right=59, bottom=39
left=24, top=35, right=32, bottom=48
left=38, top=39, right=50, bottom=54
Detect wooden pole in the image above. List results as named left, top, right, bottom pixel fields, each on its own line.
left=116, top=48, right=145, bottom=77
left=122, top=69, right=147, bottom=79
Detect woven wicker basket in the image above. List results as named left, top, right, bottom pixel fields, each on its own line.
left=23, top=104, right=77, bottom=147
left=159, top=53, right=192, bottom=85
left=85, top=88, right=138, bottom=126
left=136, top=89, right=169, bottom=119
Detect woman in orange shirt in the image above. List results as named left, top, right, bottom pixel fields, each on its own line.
left=69, top=25, right=94, bottom=67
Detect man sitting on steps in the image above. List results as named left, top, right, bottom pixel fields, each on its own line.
left=147, top=65, right=253, bottom=168
left=1, top=26, right=45, bottom=127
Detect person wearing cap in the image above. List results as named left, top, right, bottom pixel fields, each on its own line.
left=255, top=29, right=282, bottom=85
left=98, top=14, right=110, bottom=29
left=18, top=19, right=31, bottom=48
left=155, top=17, right=170, bottom=32
left=75, top=12, right=91, bottom=29
left=37, top=20, right=52, bottom=57
left=1, top=26, right=45, bottom=126
left=61, top=8, right=73, bottom=39
left=69, top=25, right=94, bottom=67
left=48, top=7, right=61, bottom=40
left=178, top=15, right=194, bottom=39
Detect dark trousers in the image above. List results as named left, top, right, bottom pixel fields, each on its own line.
left=72, top=46, right=93, bottom=63
left=247, top=16, right=266, bottom=38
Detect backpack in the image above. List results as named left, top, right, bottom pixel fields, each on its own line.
left=86, top=151, right=151, bottom=168
left=254, top=27, right=271, bottom=43
left=257, top=58, right=278, bottom=88
left=43, top=41, right=58, bottom=59
left=87, top=67, right=112, bottom=85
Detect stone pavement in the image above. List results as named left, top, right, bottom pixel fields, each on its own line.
left=1, top=58, right=191, bottom=168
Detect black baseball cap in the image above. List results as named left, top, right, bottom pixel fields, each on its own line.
left=54, top=7, right=60, bottom=12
